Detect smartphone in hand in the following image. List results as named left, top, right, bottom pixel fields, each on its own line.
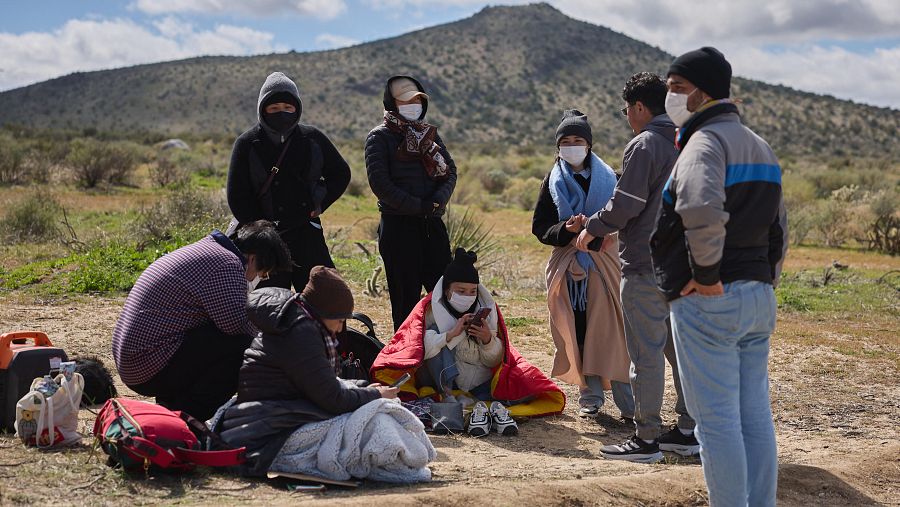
left=468, top=307, right=491, bottom=329
left=389, top=372, right=412, bottom=388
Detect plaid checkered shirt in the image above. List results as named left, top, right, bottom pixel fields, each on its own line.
left=112, top=233, right=257, bottom=385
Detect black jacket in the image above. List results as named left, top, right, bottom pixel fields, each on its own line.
left=236, top=288, right=380, bottom=412
left=532, top=170, right=602, bottom=250
left=227, top=73, right=350, bottom=228
left=365, top=76, right=457, bottom=216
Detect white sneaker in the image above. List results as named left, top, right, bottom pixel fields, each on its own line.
left=467, top=401, right=490, bottom=437
left=489, top=401, right=518, bottom=436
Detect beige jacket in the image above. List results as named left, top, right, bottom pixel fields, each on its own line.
left=546, top=237, right=630, bottom=387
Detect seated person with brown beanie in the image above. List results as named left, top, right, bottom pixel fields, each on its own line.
left=217, top=266, right=399, bottom=476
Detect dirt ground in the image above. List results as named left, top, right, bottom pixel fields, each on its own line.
left=1, top=272, right=897, bottom=507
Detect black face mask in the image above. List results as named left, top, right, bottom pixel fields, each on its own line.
left=264, top=111, right=298, bottom=133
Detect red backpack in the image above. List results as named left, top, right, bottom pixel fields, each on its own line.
left=93, top=398, right=245, bottom=472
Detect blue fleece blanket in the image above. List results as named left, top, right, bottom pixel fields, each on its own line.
left=548, top=152, right=617, bottom=310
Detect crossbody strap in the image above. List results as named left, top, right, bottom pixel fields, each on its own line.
left=256, top=136, right=294, bottom=199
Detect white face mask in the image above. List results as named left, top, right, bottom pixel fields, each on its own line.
left=559, top=145, right=588, bottom=167
left=665, top=89, right=698, bottom=127
left=398, top=103, right=423, bottom=121
left=448, top=292, right=477, bottom=313
left=247, top=275, right=262, bottom=293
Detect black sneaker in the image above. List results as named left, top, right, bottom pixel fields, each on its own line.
left=599, top=435, right=663, bottom=463
left=658, top=425, right=700, bottom=456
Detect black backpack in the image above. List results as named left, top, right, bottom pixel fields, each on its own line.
left=338, top=313, right=383, bottom=382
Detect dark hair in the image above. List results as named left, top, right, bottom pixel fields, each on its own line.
left=230, top=220, right=292, bottom=273
left=622, top=72, right=667, bottom=116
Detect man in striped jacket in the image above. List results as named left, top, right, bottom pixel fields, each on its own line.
left=650, top=47, right=788, bottom=507
left=112, top=220, right=291, bottom=420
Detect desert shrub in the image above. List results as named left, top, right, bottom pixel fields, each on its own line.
left=66, top=138, right=146, bottom=188
left=0, top=190, right=61, bottom=242
left=863, top=189, right=900, bottom=255
left=500, top=176, right=542, bottom=210
left=133, top=185, right=231, bottom=245
left=150, top=151, right=190, bottom=188
left=811, top=186, right=867, bottom=247
left=0, top=132, right=27, bottom=184
left=480, top=169, right=510, bottom=194
left=444, top=206, right=501, bottom=265
left=782, top=172, right=818, bottom=245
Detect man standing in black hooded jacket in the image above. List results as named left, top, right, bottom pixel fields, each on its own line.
left=228, top=71, right=351, bottom=291
left=365, top=75, right=458, bottom=331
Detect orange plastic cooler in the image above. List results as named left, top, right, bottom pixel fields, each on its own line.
left=0, top=331, right=68, bottom=431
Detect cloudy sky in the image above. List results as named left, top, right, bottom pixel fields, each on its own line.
left=2, top=0, right=899, bottom=109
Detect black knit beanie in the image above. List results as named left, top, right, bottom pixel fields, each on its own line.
left=667, top=47, right=732, bottom=100
left=555, top=109, right=592, bottom=146
left=443, top=248, right=479, bottom=287
left=264, top=91, right=300, bottom=110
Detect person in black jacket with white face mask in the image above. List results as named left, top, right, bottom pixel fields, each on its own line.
left=365, top=75, right=458, bottom=331
left=227, top=72, right=351, bottom=292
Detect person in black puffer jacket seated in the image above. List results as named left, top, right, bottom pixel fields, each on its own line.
left=216, top=266, right=398, bottom=476
left=365, top=75, right=458, bottom=331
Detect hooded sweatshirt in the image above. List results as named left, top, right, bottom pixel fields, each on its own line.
left=227, top=72, right=350, bottom=228
left=365, top=75, right=457, bottom=216
left=585, top=114, right=678, bottom=276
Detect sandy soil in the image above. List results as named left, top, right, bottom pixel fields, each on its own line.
left=1, top=286, right=897, bottom=506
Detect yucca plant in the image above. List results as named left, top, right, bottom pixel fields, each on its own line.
left=444, top=206, right=501, bottom=266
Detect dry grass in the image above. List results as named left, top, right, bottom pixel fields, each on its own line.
left=0, top=204, right=898, bottom=506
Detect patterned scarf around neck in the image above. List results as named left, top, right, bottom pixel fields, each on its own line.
left=383, top=110, right=449, bottom=180
left=296, top=299, right=341, bottom=375
left=548, top=152, right=617, bottom=311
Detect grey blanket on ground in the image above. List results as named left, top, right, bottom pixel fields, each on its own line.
left=269, top=398, right=436, bottom=483
left=212, top=398, right=333, bottom=477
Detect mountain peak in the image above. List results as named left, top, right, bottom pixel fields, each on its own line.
left=0, top=3, right=898, bottom=158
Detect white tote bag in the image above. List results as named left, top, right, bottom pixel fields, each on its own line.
left=14, top=373, right=84, bottom=447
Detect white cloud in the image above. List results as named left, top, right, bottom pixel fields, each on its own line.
left=133, top=0, right=346, bottom=20
left=0, top=18, right=284, bottom=91
left=549, top=0, right=900, bottom=108
left=315, top=33, right=359, bottom=48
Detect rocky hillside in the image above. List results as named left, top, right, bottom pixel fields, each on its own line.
left=1, top=3, right=897, bottom=158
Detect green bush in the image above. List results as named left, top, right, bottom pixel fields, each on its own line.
left=0, top=132, right=27, bottom=184
left=0, top=190, right=61, bottom=242
left=66, top=138, right=146, bottom=188
left=500, top=176, right=542, bottom=210
left=133, top=185, right=231, bottom=245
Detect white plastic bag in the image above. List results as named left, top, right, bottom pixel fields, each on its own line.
left=14, top=373, right=84, bottom=447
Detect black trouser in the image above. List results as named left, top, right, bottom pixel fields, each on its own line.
left=378, top=214, right=452, bottom=331
left=128, top=322, right=252, bottom=421
left=259, top=220, right=334, bottom=292
left=574, top=308, right=587, bottom=357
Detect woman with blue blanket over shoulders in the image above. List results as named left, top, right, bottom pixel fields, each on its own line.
left=532, top=110, right=634, bottom=421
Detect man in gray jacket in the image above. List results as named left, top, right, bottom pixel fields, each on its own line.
left=575, top=73, right=697, bottom=463
left=650, top=47, right=786, bottom=507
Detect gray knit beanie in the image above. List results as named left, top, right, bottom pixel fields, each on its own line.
left=555, top=109, right=592, bottom=146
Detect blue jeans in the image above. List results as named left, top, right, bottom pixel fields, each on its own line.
left=423, top=347, right=492, bottom=401
left=579, top=377, right=635, bottom=418
left=670, top=280, right=778, bottom=507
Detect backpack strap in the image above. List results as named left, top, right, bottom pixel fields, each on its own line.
left=121, top=435, right=177, bottom=469
left=172, top=447, right=247, bottom=467
left=349, top=312, right=377, bottom=339
left=256, top=136, right=294, bottom=199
